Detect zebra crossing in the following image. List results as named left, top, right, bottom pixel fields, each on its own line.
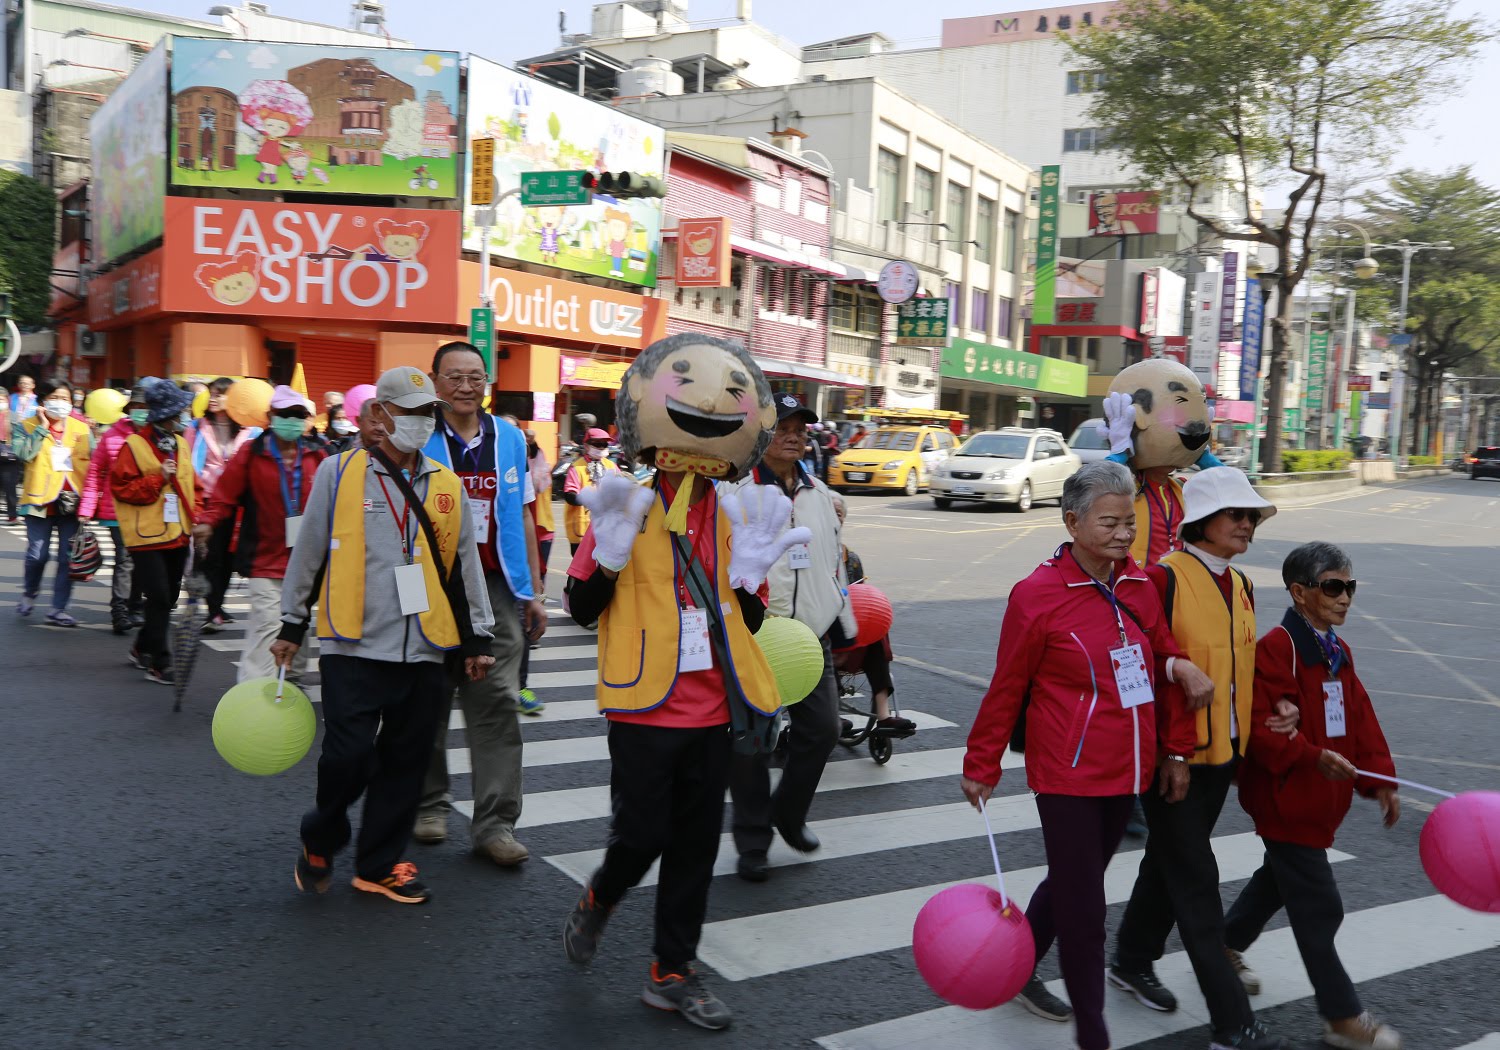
left=5, top=517, right=1499, bottom=1049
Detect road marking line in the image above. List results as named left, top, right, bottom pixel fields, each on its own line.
left=815, top=895, right=1500, bottom=1050
left=893, top=655, right=990, bottom=688
left=1452, top=1036, right=1500, bottom=1050
left=699, top=833, right=1351, bottom=981
left=528, top=644, right=599, bottom=663
left=1392, top=752, right=1500, bottom=774
left=1358, top=613, right=1500, bottom=708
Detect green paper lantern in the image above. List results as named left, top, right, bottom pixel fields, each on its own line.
left=753, top=616, right=824, bottom=707
left=212, top=677, right=317, bottom=776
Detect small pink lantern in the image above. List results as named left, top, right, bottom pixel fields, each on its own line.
left=1420, top=790, right=1500, bottom=913
left=913, top=883, right=1035, bottom=1010
left=848, top=583, right=893, bottom=648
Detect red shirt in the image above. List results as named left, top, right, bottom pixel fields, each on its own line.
left=1140, top=475, right=1184, bottom=565
left=199, top=436, right=326, bottom=578
left=568, top=480, right=730, bottom=728
left=108, top=430, right=201, bottom=551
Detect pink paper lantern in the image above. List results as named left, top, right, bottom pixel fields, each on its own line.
left=1420, top=790, right=1500, bottom=913
left=848, top=583, right=894, bottom=649
left=912, top=883, right=1035, bottom=1010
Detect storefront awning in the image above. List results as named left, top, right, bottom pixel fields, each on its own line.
left=668, top=229, right=849, bottom=279
left=753, top=356, right=866, bottom=387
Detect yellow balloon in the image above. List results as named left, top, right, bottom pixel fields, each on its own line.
left=483, top=394, right=492, bottom=410
left=224, top=378, right=274, bottom=429
left=84, top=388, right=128, bottom=425
left=192, top=389, right=210, bottom=418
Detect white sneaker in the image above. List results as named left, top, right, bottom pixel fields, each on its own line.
left=1323, top=1013, right=1401, bottom=1050
left=1225, top=947, right=1261, bottom=995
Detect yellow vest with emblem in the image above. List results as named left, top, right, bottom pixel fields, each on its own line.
left=1160, top=549, right=1256, bottom=765
left=596, top=485, right=780, bottom=716
left=565, top=457, right=620, bottom=544
left=116, top=433, right=197, bottom=547
left=20, top=416, right=92, bottom=509
left=317, top=449, right=465, bottom=651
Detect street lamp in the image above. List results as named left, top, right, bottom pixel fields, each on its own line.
left=1313, top=220, right=1380, bottom=451
left=63, top=27, right=150, bottom=50
left=1370, top=238, right=1454, bottom=463
left=207, top=5, right=248, bottom=36
left=45, top=59, right=127, bottom=78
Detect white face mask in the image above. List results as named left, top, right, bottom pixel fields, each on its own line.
left=382, top=405, right=435, bottom=453
left=43, top=399, right=70, bottom=420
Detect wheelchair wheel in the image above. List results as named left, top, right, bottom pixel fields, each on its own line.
left=868, top=734, right=893, bottom=765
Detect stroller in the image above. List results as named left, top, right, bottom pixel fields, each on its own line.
left=833, top=637, right=915, bottom=765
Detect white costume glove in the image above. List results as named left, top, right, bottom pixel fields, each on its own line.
left=719, top=485, right=812, bottom=592
left=579, top=473, right=654, bottom=573
left=1102, top=391, right=1137, bottom=456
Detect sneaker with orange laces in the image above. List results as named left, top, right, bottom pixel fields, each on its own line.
left=563, top=883, right=613, bottom=964
left=293, top=847, right=332, bottom=894
left=641, top=962, right=733, bottom=1030
left=351, top=861, right=430, bottom=904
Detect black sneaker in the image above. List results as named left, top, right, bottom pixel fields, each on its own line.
left=112, top=618, right=132, bottom=636
left=563, top=883, right=613, bottom=963
left=641, top=962, right=732, bottom=1031
left=1016, top=975, right=1072, bottom=1021
left=293, top=847, right=332, bottom=894
left=351, top=861, right=430, bottom=904
left=1210, top=1021, right=1288, bottom=1050
left=144, top=666, right=175, bottom=686
left=1109, top=964, right=1179, bottom=1012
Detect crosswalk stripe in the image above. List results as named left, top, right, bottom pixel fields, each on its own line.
left=449, top=734, right=609, bottom=772
left=529, top=644, right=599, bottom=663
left=546, top=793, right=1040, bottom=889
left=1454, top=1037, right=1500, bottom=1050
left=698, top=832, right=1354, bottom=981
left=815, top=894, right=1500, bottom=1050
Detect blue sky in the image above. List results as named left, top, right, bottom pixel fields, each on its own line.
left=142, top=0, right=1500, bottom=192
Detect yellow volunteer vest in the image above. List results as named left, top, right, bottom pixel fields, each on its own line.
left=317, top=449, right=466, bottom=651
left=596, top=487, right=780, bottom=717
left=533, top=469, right=555, bottom=534
left=20, top=416, right=91, bottom=509
left=1130, top=473, right=1186, bottom=566
left=564, top=458, right=619, bottom=544
left=116, top=433, right=197, bottom=547
left=1161, top=550, right=1257, bottom=765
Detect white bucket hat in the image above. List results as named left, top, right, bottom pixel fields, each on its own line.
left=1178, top=466, right=1277, bottom=536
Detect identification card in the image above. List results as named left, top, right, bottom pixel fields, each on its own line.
left=678, top=607, right=712, bottom=672
left=1323, top=680, right=1346, bottom=738
left=788, top=544, right=812, bottom=570
left=472, top=499, right=492, bottom=545
left=1111, top=643, right=1154, bottom=709
left=393, top=562, right=430, bottom=616
left=50, top=444, right=72, bottom=473
left=162, top=493, right=180, bottom=524
left=284, top=515, right=302, bottom=548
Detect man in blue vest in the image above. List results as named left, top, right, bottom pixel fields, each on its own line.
left=414, top=342, right=548, bottom=867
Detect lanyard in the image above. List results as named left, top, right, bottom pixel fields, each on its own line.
left=1076, top=553, right=1130, bottom=646
left=1143, top=479, right=1180, bottom=554
left=266, top=439, right=303, bottom=517
left=376, top=473, right=417, bottom=563
left=444, top=418, right=487, bottom=474
left=1302, top=615, right=1344, bottom=676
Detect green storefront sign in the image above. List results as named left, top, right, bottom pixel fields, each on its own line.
left=1033, top=165, right=1061, bottom=325
left=895, top=297, right=951, bottom=346
left=1304, top=331, right=1329, bottom=421
left=940, top=338, right=1088, bottom=398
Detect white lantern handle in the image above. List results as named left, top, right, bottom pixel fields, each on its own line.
left=978, top=798, right=1010, bottom=910
left=1353, top=768, right=1455, bottom=799
left=274, top=664, right=288, bottom=704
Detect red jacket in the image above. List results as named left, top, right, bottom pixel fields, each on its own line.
left=79, top=417, right=139, bottom=521
left=1237, top=609, right=1396, bottom=848
left=964, top=543, right=1194, bottom=797
left=108, top=428, right=201, bottom=551
left=199, top=435, right=325, bottom=579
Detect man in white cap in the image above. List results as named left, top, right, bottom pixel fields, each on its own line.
left=272, top=366, right=495, bottom=906
left=193, top=385, right=327, bottom=683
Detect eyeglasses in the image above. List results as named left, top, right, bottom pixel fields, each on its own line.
left=438, top=373, right=487, bottom=389
left=587, top=440, right=610, bottom=449
left=1304, top=578, right=1357, bottom=598
left=1221, top=508, right=1263, bottom=525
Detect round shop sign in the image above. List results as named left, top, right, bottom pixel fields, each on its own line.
left=877, top=259, right=920, bottom=304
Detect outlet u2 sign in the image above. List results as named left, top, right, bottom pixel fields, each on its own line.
left=162, top=198, right=459, bottom=323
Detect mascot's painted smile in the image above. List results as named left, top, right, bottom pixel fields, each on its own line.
left=1178, top=422, right=1211, bottom=450
left=665, top=397, right=747, bottom=439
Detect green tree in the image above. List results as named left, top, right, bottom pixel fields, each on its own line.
left=0, top=171, right=57, bottom=328
left=1068, top=0, right=1488, bottom=472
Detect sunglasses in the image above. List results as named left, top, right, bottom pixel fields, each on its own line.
left=1303, top=578, right=1358, bottom=599
left=586, top=441, right=610, bottom=449
left=1220, top=508, right=1263, bottom=525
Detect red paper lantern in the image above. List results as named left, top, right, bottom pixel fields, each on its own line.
left=1420, top=790, right=1500, bottom=913
left=912, top=883, right=1034, bottom=1010
left=848, top=583, right=893, bottom=648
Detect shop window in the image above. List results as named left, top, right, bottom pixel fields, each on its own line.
left=1086, top=337, right=1101, bottom=369
left=996, top=296, right=1015, bottom=341
left=830, top=287, right=857, bottom=331
left=1002, top=209, right=1023, bottom=272
left=914, top=167, right=936, bottom=218
left=1066, top=336, right=1082, bottom=362
left=972, top=289, right=990, bottom=333
left=946, top=282, right=964, bottom=329
left=975, top=196, right=995, bottom=263
left=946, top=182, right=968, bottom=241
left=877, top=148, right=903, bottom=223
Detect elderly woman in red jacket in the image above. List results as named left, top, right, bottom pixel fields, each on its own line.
left=960, top=460, right=1209, bottom=1050
left=1225, top=541, right=1402, bottom=1050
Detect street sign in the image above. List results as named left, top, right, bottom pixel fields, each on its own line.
left=877, top=260, right=920, bottom=304
left=1347, top=374, right=1373, bottom=391
left=1389, top=333, right=1413, bottom=347
left=519, top=170, right=591, bottom=207
left=470, top=306, right=495, bottom=381
left=895, top=297, right=950, bottom=345
left=470, top=138, right=495, bottom=206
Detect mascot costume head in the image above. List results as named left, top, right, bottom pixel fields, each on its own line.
left=1107, top=359, right=1213, bottom=470
left=617, top=333, right=777, bottom=533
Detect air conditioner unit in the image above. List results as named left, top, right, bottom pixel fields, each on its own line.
left=76, top=326, right=107, bottom=358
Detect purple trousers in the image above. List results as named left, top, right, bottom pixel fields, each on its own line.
left=1026, top=792, right=1135, bottom=1050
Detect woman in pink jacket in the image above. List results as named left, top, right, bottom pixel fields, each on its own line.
left=80, top=383, right=152, bottom=634
left=189, top=378, right=257, bottom=630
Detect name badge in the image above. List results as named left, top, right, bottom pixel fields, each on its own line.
left=1323, top=680, right=1346, bottom=738
left=788, top=544, right=812, bottom=570
left=472, top=499, right=492, bottom=546
left=50, top=444, right=73, bottom=473
left=679, top=607, right=712, bottom=672
left=1111, top=643, right=1154, bottom=709
left=393, top=562, right=430, bottom=616
left=162, top=493, right=180, bottom=524
left=284, top=515, right=302, bottom=548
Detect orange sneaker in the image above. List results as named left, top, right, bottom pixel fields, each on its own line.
left=351, top=861, right=430, bottom=904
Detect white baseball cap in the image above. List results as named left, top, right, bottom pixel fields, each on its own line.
left=1178, top=466, right=1277, bottom=535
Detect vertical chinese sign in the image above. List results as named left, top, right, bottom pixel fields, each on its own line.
left=1304, top=331, right=1330, bottom=434
left=1239, top=287, right=1264, bottom=402
left=1033, top=165, right=1061, bottom=325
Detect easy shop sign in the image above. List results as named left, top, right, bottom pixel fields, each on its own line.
left=162, top=199, right=460, bottom=324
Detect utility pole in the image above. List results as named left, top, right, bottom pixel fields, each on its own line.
left=1376, top=238, right=1454, bottom=465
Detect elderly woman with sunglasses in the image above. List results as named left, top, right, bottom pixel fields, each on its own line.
left=961, top=461, right=1207, bottom=1050
left=1222, top=541, right=1402, bottom=1050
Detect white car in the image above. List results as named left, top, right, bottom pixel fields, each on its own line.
left=928, top=428, right=1082, bottom=512
left=1068, top=418, right=1113, bottom=464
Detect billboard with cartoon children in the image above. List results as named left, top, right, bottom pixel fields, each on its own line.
left=91, top=42, right=169, bottom=265
left=168, top=38, right=460, bottom=197
left=465, top=56, right=665, bottom=289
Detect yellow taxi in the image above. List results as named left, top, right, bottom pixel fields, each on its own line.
left=829, top=423, right=958, bottom=495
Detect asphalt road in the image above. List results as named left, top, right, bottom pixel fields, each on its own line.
left=2, top=473, right=1498, bottom=1050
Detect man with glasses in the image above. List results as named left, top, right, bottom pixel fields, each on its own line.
left=563, top=427, right=620, bottom=555
left=412, top=342, right=547, bottom=867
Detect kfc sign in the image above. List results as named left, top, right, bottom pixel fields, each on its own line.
left=674, top=218, right=732, bottom=288
left=162, top=199, right=459, bottom=324
left=1088, top=191, right=1160, bottom=237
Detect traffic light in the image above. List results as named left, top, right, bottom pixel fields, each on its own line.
left=581, top=171, right=666, bottom=199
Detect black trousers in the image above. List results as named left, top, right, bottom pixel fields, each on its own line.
left=729, top=636, right=841, bottom=855
left=204, top=518, right=235, bottom=618
left=301, top=655, right=448, bottom=881
left=590, top=720, right=732, bottom=969
left=1225, top=838, right=1362, bottom=1022
left=0, top=459, right=18, bottom=518
left=1115, top=762, right=1252, bottom=1031
left=131, top=546, right=189, bottom=672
